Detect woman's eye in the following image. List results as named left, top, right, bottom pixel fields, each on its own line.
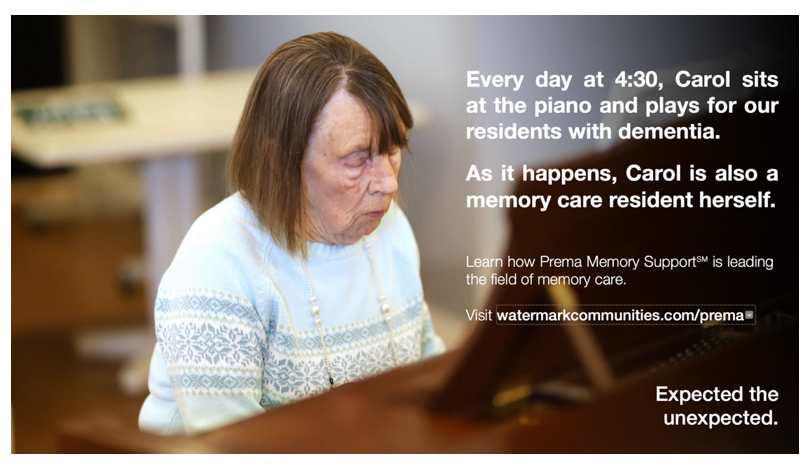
left=345, top=155, right=366, bottom=168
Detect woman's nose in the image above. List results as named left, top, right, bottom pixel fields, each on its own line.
left=369, top=155, right=398, bottom=196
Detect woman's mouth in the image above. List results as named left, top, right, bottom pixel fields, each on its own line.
left=363, top=210, right=386, bottom=219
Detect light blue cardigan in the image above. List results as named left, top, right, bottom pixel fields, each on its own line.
left=139, top=194, right=445, bottom=435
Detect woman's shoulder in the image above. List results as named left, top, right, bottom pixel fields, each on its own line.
left=158, top=194, right=271, bottom=304
left=181, top=193, right=263, bottom=246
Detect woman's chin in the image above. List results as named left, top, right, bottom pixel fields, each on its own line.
left=341, top=218, right=383, bottom=244
left=315, top=212, right=388, bottom=246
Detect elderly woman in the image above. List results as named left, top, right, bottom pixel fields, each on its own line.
left=139, top=32, right=445, bottom=435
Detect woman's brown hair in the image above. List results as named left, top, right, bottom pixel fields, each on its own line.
left=227, top=32, right=413, bottom=256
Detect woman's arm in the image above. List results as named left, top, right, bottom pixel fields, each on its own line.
left=138, top=195, right=279, bottom=435
left=154, top=288, right=267, bottom=435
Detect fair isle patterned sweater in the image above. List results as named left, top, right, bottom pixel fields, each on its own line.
left=138, top=194, right=445, bottom=435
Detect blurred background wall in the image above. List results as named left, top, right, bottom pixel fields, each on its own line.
left=202, top=16, right=794, bottom=316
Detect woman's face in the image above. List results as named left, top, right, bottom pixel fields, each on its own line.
left=302, top=88, right=402, bottom=246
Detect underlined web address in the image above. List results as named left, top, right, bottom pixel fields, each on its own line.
left=492, top=305, right=755, bottom=325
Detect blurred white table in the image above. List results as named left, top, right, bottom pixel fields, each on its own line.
left=11, top=70, right=255, bottom=166
left=12, top=69, right=256, bottom=303
left=11, top=70, right=256, bottom=394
